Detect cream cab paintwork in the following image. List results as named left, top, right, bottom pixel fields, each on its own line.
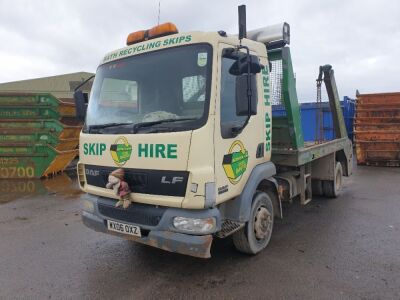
left=213, top=43, right=270, bottom=205
left=79, top=31, right=271, bottom=209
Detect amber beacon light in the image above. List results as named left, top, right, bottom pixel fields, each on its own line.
left=126, top=22, right=179, bottom=45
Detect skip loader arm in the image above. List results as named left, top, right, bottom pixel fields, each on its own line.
left=317, top=65, right=348, bottom=139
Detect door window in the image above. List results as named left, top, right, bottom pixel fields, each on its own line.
left=220, top=57, right=247, bottom=138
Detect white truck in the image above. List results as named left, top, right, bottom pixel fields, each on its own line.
left=76, top=6, right=352, bottom=258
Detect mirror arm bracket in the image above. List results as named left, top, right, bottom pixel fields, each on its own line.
left=233, top=45, right=252, bottom=135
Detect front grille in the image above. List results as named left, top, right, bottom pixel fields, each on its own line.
left=98, top=198, right=166, bottom=227
left=84, top=164, right=189, bottom=197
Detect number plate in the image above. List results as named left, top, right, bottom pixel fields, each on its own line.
left=107, top=220, right=141, bottom=237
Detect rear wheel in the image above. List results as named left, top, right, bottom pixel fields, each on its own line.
left=323, top=162, right=343, bottom=198
left=312, top=179, right=323, bottom=196
left=233, top=191, right=274, bottom=255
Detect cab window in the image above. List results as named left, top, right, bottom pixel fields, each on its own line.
left=99, top=78, right=138, bottom=111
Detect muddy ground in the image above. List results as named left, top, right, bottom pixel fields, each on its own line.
left=0, top=165, right=399, bottom=299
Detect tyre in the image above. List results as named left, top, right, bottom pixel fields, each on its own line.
left=312, top=179, right=323, bottom=196
left=233, top=191, right=274, bottom=255
left=322, top=162, right=343, bottom=198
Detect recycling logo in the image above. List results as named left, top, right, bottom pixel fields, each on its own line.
left=110, top=136, right=132, bottom=166
left=222, top=140, right=249, bottom=185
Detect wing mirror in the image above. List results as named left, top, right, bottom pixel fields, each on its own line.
left=74, top=90, right=87, bottom=122
left=227, top=51, right=262, bottom=75
left=235, top=75, right=258, bottom=116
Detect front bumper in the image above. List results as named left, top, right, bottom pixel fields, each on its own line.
left=81, top=194, right=221, bottom=258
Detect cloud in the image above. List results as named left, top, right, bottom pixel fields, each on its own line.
left=0, top=0, right=399, bottom=100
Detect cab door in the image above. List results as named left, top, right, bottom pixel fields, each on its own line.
left=214, top=44, right=266, bottom=204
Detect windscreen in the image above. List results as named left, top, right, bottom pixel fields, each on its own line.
left=86, top=44, right=212, bottom=133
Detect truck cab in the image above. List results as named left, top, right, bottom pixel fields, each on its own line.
left=77, top=18, right=352, bottom=258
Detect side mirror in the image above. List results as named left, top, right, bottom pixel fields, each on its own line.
left=235, top=75, right=257, bottom=116
left=74, top=90, right=87, bottom=122
left=229, top=54, right=262, bottom=75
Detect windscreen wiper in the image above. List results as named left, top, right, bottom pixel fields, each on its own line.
left=132, top=118, right=196, bottom=133
left=88, top=122, right=132, bottom=133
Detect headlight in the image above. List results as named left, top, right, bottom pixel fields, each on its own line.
left=173, top=216, right=216, bottom=234
left=82, top=199, right=95, bottom=213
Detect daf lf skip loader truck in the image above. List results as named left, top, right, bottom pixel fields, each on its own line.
left=76, top=6, right=353, bottom=258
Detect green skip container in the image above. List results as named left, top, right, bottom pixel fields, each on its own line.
left=0, top=93, right=76, bottom=119
left=0, top=93, right=82, bottom=178
left=0, top=119, right=81, bottom=139
left=0, top=143, right=78, bottom=178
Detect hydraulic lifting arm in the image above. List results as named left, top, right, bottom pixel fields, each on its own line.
left=317, top=65, right=348, bottom=139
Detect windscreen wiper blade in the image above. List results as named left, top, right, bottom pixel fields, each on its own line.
left=88, top=122, right=132, bottom=133
left=132, top=118, right=196, bottom=133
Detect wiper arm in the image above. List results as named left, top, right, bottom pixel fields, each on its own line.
left=132, top=118, right=196, bottom=133
left=88, top=122, right=132, bottom=133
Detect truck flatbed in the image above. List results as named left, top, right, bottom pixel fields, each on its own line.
left=272, top=137, right=352, bottom=167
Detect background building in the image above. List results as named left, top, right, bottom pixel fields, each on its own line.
left=0, top=72, right=94, bottom=101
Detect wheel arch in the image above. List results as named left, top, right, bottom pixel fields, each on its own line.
left=218, top=162, right=281, bottom=222
left=257, top=178, right=282, bottom=219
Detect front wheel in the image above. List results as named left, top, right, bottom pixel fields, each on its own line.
left=233, top=191, right=274, bottom=255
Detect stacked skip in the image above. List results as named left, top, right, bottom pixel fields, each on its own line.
left=354, top=92, right=400, bottom=166
left=0, top=93, right=82, bottom=178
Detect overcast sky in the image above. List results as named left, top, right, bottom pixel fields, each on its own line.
left=0, top=0, right=399, bottom=101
